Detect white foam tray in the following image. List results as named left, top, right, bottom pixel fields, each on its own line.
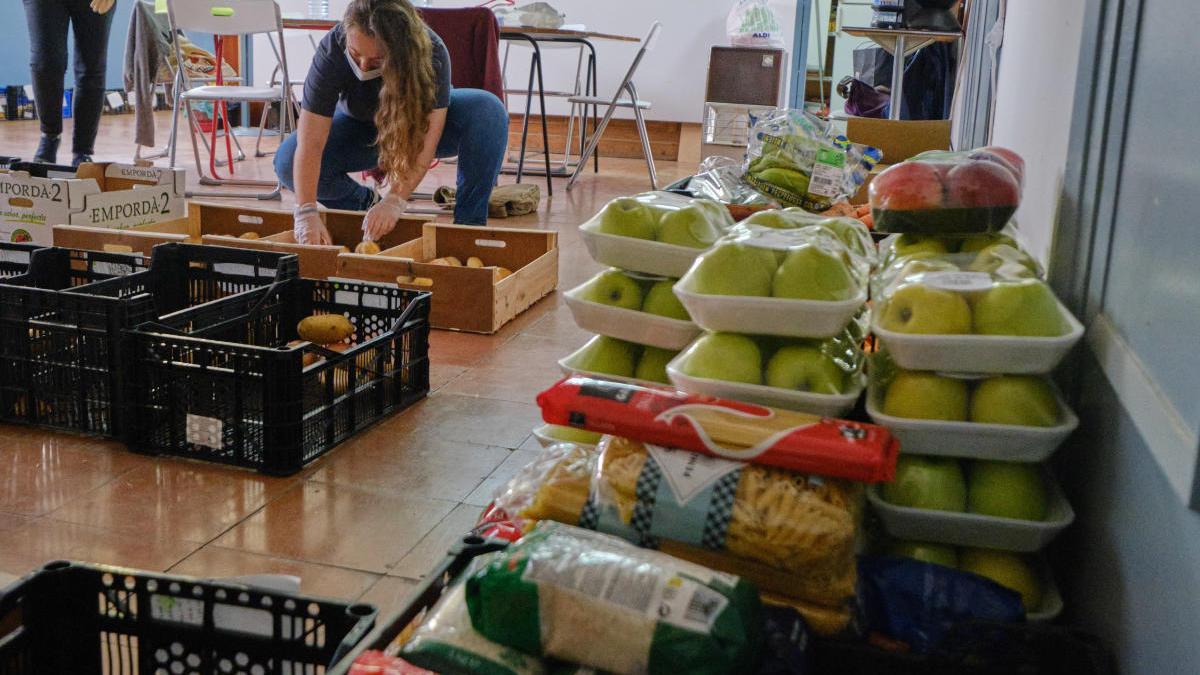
left=563, top=283, right=701, bottom=351
left=531, top=424, right=599, bottom=452
left=557, top=336, right=669, bottom=389
left=579, top=222, right=707, bottom=278
left=867, top=470, right=1075, bottom=552
left=666, top=350, right=863, bottom=417
left=1026, top=556, right=1064, bottom=622
left=871, top=298, right=1084, bottom=374
left=673, top=276, right=867, bottom=339
left=865, top=382, right=1078, bottom=462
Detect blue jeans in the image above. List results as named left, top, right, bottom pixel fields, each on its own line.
left=275, top=88, right=508, bottom=225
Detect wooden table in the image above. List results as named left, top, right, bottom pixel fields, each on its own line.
left=843, top=27, right=961, bottom=120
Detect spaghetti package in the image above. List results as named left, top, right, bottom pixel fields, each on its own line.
left=464, top=522, right=763, bottom=675
left=536, top=376, right=899, bottom=483
left=581, top=438, right=859, bottom=610
left=490, top=442, right=598, bottom=526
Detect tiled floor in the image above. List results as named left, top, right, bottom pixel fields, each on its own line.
left=0, top=113, right=692, bottom=617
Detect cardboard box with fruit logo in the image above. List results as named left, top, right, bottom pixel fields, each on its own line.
left=0, top=162, right=185, bottom=244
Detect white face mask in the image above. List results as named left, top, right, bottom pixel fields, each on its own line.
left=345, top=49, right=383, bottom=81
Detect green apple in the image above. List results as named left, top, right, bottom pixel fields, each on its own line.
left=891, top=234, right=949, bottom=260
left=959, top=549, right=1042, bottom=611
left=972, top=280, right=1065, bottom=336
left=689, top=243, right=778, bottom=297
left=641, top=279, right=690, bottom=320
left=968, top=461, right=1048, bottom=521
left=765, top=344, right=845, bottom=394
left=771, top=244, right=859, bottom=301
left=597, top=198, right=657, bottom=239
left=574, top=336, right=638, bottom=378
left=579, top=269, right=643, bottom=311
left=878, top=284, right=972, bottom=334
left=540, top=424, right=602, bottom=445
left=970, top=376, right=1060, bottom=426
left=743, top=209, right=811, bottom=230
left=688, top=199, right=733, bottom=228
left=882, top=371, right=969, bottom=421
left=887, top=540, right=959, bottom=568
left=967, top=244, right=1041, bottom=278
left=635, top=346, right=678, bottom=384
left=882, top=455, right=967, bottom=512
left=681, top=333, right=762, bottom=385
left=657, top=204, right=722, bottom=249
left=957, top=233, right=1018, bottom=254
left=815, top=217, right=872, bottom=258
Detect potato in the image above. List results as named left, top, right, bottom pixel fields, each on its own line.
left=430, top=256, right=462, bottom=266
left=297, top=314, right=354, bottom=344
left=355, top=240, right=381, bottom=255
left=395, top=275, right=414, bottom=284
left=339, top=246, right=351, bottom=253
left=239, top=231, right=260, bottom=239
left=288, top=339, right=321, bottom=367
left=494, top=267, right=513, bottom=281
left=412, top=277, right=434, bottom=286
left=466, top=256, right=484, bottom=268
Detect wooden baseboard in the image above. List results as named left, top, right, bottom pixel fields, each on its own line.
left=508, top=114, right=682, bottom=161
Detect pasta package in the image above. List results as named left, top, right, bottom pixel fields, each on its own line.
left=582, top=437, right=859, bottom=610
left=402, top=575, right=547, bottom=675
left=464, top=522, right=763, bottom=675
left=490, top=442, right=597, bottom=527
left=537, top=376, right=899, bottom=483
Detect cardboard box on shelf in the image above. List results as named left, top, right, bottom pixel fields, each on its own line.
left=338, top=222, right=559, bottom=333
left=0, top=162, right=185, bottom=244
left=845, top=117, right=952, bottom=203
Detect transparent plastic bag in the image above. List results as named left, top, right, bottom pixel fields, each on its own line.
left=868, top=147, right=1025, bottom=234
left=739, top=207, right=875, bottom=262
left=727, top=0, right=784, bottom=48
left=464, top=521, right=763, bottom=675
left=672, top=327, right=865, bottom=395
left=872, top=227, right=1042, bottom=298
left=688, top=156, right=781, bottom=219
left=583, top=437, right=861, bottom=609
left=744, top=109, right=881, bottom=212
left=582, top=191, right=734, bottom=249
left=490, top=442, right=597, bottom=527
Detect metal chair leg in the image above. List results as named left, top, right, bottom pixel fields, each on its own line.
left=567, top=98, right=621, bottom=191
left=628, top=83, right=658, bottom=190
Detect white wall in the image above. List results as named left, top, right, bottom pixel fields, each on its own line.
left=989, top=0, right=1086, bottom=266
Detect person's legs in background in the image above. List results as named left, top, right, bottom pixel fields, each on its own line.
left=65, top=0, right=115, bottom=164
left=23, top=0, right=70, bottom=163
left=435, top=88, right=509, bottom=225
left=275, top=111, right=382, bottom=210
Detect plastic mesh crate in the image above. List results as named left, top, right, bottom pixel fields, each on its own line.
left=0, top=560, right=377, bottom=675
left=0, top=243, right=42, bottom=279
left=0, top=243, right=298, bottom=437
left=129, top=277, right=431, bottom=476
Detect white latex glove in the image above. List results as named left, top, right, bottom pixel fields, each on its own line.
left=362, top=191, right=407, bottom=242
left=90, top=0, right=115, bottom=14
left=294, top=203, right=330, bottom=245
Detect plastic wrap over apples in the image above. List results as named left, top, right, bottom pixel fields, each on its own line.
left=739, top=207, right=875, bottom=264
left=872, top=229, right=1043, bottom=299
left=583, top=190, right=735, bottom=248
left=683, top=224, right=870, bottom=301
left=868, top=147, right=1025, bottom=234
left=672, top=327, right=865, bottom=395
left=873, top=266, right=1070, bottom=339
left=743, top=108, right=881, bottom=213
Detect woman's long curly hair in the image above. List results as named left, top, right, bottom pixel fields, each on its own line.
left=343, top=0, right=436, bottom=183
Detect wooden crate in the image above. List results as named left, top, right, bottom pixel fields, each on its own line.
left=338, top=222, right=558, bottom=333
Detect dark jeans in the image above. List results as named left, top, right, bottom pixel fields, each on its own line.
left=23, top=0, right=115, bottom=154
left=275, top=88, right=509, bottom=225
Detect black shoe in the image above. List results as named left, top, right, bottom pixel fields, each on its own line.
left=33, top=135, right=60, bottom=164
left=71, top=153, right=93, bottom=167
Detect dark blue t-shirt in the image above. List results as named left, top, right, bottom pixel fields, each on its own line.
left=302, top=23, right=452, bottom=121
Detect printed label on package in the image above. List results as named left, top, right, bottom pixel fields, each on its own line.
left=922, top=271, right=994, bottom=293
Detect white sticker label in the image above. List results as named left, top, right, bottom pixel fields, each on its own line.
left=93, top=256, right=142, bottom=278
left=658, top=577, right=729, bottom=633
left=808, top=160, right=842, bottom=198
left=213, top=262, right=256, bottom=278
left=744, top=229, right=808, bottom=251
left=186, top=414, right=223, bottom=449
left=0, top=250, right=30, bottom=266
left=922, top=271, right=994, bottom=293
left=151, top=595, right=204, bottom=625
left=646, top=444, right=740, bottom=505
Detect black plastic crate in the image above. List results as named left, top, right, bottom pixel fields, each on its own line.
left=129, top=277, right=431, bottom=475
left=0, top=243, right=298, bottom=437
left=0, top=243, right=43, bottom=279
left=0, top=560, right=377, bottom=675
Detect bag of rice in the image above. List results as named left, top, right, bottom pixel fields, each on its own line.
left=402, top=566, right=547, bottom=675
left=581, top=437, right=860, bottom=610
left=464, top=522, right=762, bottom=675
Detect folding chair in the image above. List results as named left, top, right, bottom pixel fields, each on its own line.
left=566, top=22, right=662, bottom=191
left=166, top=0, right=293, bottom=199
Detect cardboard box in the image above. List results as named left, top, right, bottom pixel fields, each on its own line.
left=845, top=118, right=952, bottom=203
left=0, top=162, right=185, bottom=244
left=336, top=222, right=559, bottom=333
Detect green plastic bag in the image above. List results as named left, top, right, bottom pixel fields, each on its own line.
left=464, top=522, right=763, bottom=675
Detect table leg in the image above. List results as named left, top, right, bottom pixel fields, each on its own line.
left=516, top=47, right=537, bottom=184
left=530, top=41, right=554, bottom=196
left=889, top=34, right=906, bottom=120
